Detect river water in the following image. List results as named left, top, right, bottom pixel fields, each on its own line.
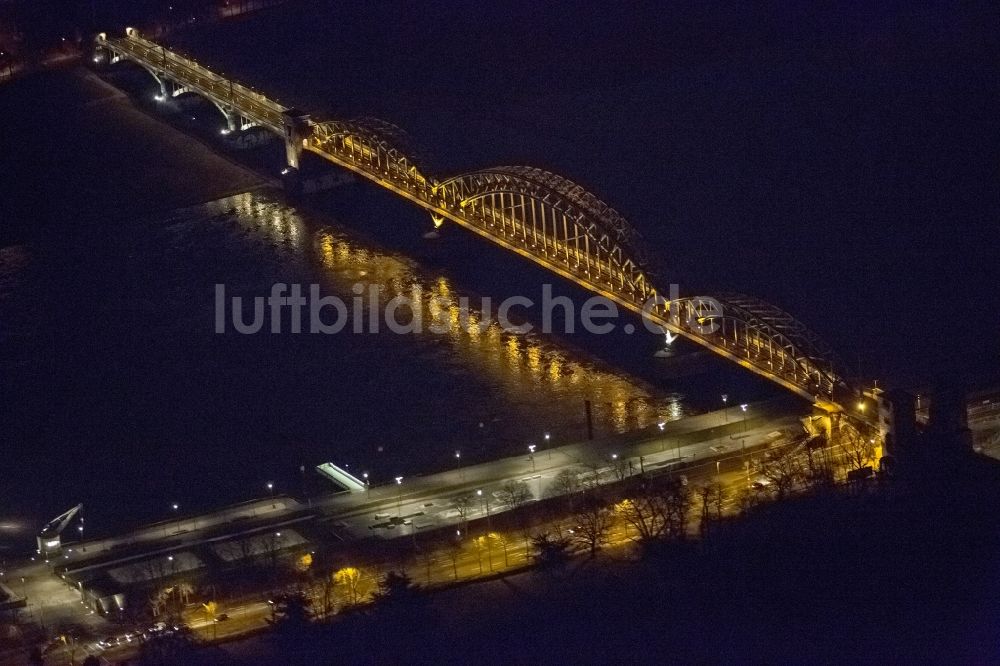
left=2, top=183, right=729, bottom=538
left=3, top=1, right=996, bottom=547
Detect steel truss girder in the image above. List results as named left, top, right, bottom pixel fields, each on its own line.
left=97, top=29, right=848, bottom=406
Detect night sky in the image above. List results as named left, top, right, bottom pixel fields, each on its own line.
left=167, top=0, right=1000, bottom=388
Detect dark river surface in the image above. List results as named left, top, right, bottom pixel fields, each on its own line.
left=1, top=2, right=997, bottom=544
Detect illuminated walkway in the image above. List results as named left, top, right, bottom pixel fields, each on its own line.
left=96, top=29, right=849, bottom=410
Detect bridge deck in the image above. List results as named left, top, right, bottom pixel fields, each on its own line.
left=96, top=29, right=849, bottom=411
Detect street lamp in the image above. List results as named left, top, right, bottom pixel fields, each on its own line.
left=528, top=444, right=536, bottom=472
left=476, top=489, right=491, bottom=529
left=362, top=472, right=370, bottom=500
left=266, top=482, right=274, bottom=507
left=722, top=394, right=729, bottom=423
left=166, top=503, right=179, bottom=537
left=395, top=476, right=404, bottom=519
left=740, top=404, right=750, bottom=456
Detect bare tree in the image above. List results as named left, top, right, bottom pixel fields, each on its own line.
left=709, top=483, right=726, bottom=518
left=489, top=532, right=511, bottom=568
left=661, top=481, right=692, bottom=539
left=611, top=456, right=630, bottom=482
left=176, top=581, right=194, bottom=605
left=548, top=468, right=582, bottom=499
left=453, top=494, right=474, bottom=532
left=759, top=447, right=805, bottom=500
left=531, top=532, right=573, bottom=569
left=738, top=488, right=764, bottom=513
left=838, top=424, right=876, bottom=472
left=580, top=460, right=605, bottom=490
left=148, top=587, right=169, bottom=618
left=615, top=492, right=666, bottom=541
left=697, top=485, right=713, bottom=522
left=318, top=573, right=336, bottom=618
left=572, top=495, right=614, bottom=556
left=615, top=479, right=691, bottom=541
left=260, top=532, right=283, bottom=571
left=444, top=540, right=463, bottom=581
left=474, top=534, right=496, bottom=572
left=697, top=482, right=726, bottom=523
left=333, top=567, right=363, bottom=606
left=496, top=480, right=533, bottom=513
left=415, top=547, right=436, bottom=584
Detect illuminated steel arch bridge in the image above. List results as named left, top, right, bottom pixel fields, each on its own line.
left=96, top=29, right=849, bottom=411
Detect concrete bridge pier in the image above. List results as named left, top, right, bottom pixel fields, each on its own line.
left=222, top=108, right=238, bottom=133
left=424, top=213, right=446, bottom=239
left=281, top=109, right=312, bottom=171
left=281, top=110, right=312, bottom=195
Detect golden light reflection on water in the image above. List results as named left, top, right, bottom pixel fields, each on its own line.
left=216, top=192, right=688, bottom=434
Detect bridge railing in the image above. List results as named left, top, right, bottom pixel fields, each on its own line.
left=96, top=30, right=845, bottom=408
left=99, top=29, right=287, bottom=132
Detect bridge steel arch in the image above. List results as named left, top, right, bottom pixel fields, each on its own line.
left=96, top=29, right=848, bottom=410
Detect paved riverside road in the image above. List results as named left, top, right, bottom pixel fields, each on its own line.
left=48, top=398, right=800, bottom=564
left=2, top=400, right=806, bottom=657
left=313, top=405, right=803, bottom=540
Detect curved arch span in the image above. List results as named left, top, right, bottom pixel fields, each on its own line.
left=97, top=29, right=850, bottom=408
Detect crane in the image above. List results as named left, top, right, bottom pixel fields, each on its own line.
left=36, top=504, right=82, bottom=559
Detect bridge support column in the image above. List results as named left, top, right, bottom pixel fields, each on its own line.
left=423, top=213, right=446, bottom=239
left=222, top=108, right=238, bottom=133
left=281, top=109, right=312, bottom=171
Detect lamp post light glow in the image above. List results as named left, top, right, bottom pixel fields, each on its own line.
left=528, top=444, right=536, bottom=471
left=722, top=394, right=729, bottom=423
left=740, top=404, right=750, bottom=456
left=395, top=476, right=404, bottom=518
left=396, top=476, right=403, bottom=520
left=167, top=503, right=179, bottom=536
left=477, top=488, right=492, bottom=531
left=266, top=482, right=275, bottom=508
